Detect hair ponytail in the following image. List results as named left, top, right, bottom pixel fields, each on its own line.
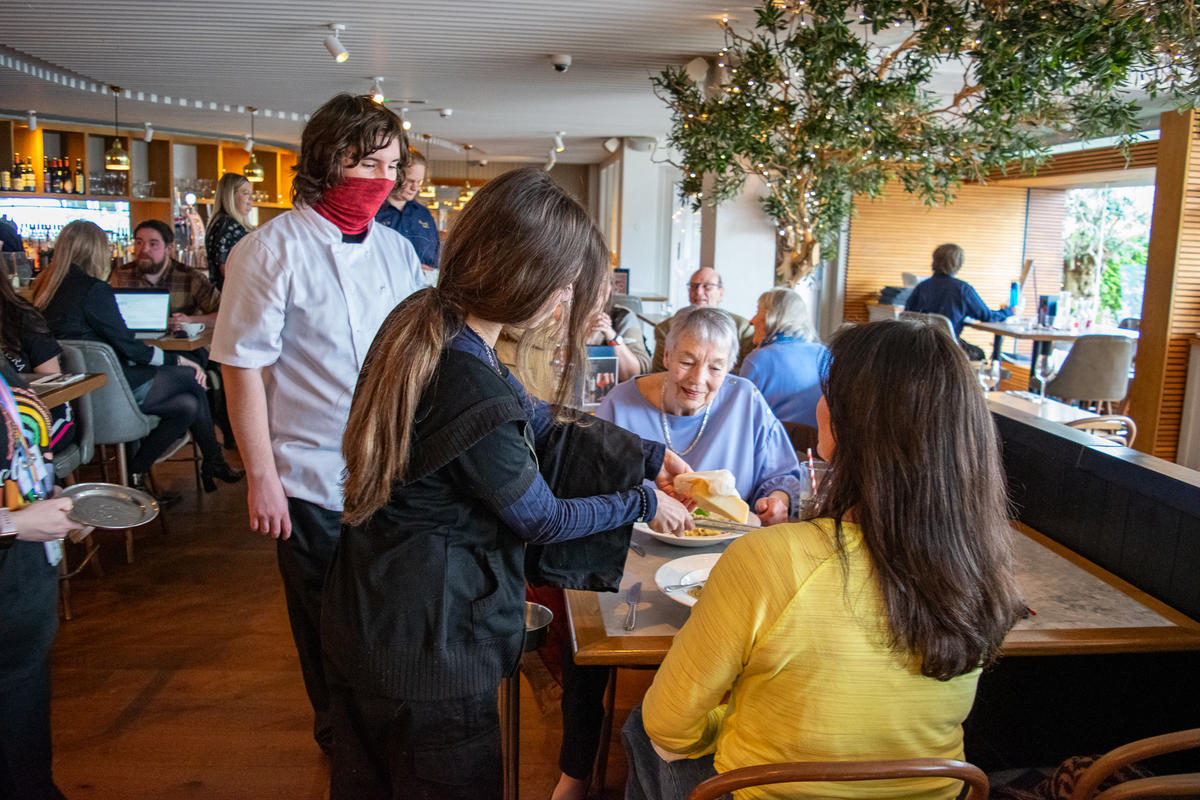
left=342, top=287, right=454, bottom=526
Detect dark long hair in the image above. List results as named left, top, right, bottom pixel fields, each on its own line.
left=0, top=275, right=53, bottom=364
left=292, top=93, right=409, bottom=206
left=818, top=319, right=1021, bottom=680
left=342, top=167, right=608, bottom=525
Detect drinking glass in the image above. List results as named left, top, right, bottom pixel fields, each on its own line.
left=977, top=359, right=1001, bottom=392
left=1034, top=353, right=1058, bottom=404
left=798, top=461, right=832, bottom=519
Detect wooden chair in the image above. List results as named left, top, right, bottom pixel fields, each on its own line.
left=1072, top=728, right=1200, bottom=800
left=686, top=758, right=989, bottom=800
left=1065, top=415, right=1137, bottom=448
left=781, top=421, right=819, bottom=459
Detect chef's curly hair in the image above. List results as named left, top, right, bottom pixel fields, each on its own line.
left=291, top=93, right=410, bottom=206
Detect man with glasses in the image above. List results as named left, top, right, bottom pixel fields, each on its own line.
left=651, top=267, right=755, bottom=372
left=375, top=148, right=440, bottom=279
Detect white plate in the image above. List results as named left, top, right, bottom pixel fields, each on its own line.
left=654, top=552, right=722, bottom=607
left=634, top=521, right=747, bottom=548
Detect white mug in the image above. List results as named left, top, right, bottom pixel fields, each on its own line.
left=181, top=322, right=205, bottom=337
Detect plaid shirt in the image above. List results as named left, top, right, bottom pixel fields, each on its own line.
left=111, top=259, right=221, bottom=316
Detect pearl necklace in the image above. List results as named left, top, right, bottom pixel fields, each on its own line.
left=659, top=379, right=712, bottom=456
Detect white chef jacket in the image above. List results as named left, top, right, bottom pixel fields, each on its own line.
left=211, top=205, right=424, bottom=510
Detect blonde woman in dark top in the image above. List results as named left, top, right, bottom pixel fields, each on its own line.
left=205, top=172, right=255, bottom=289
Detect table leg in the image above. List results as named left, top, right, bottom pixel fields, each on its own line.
left=500, top=672, right=520, bottom=800
left=991, top=334, right=1003, bottom=362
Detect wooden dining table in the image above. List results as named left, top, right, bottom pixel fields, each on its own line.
left=566, top=522, right=1200, bottom=668
left=986, top=390, right=1100, bottom=425
left=22, top=372, right=108, bottom=407
left=964, top=319, right=1137, bottom=362
left=146, top=330, right=213, bottom=351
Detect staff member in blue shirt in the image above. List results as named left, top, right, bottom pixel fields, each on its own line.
left=905, top=243, right=1011, bottom=355
left=375, top=149, right=440, bottom=278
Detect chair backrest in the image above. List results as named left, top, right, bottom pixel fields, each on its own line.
left=686, top=758, right=988, bottom=800
left=612, top=294, right=643, bottom=315
left=1065, top=415, right=1137, bottom=448
left=58, top=339, right=158, bottom=445
left=1045, top=335, right=1135, bottom=404
left=1118, top=317, right=1140, bottom=331
left=899, top=310, right=956, bottom=340
left=56, top=343, right=94, bottom=467
left=781, top=421, right=819, bottom=458
left=1072, top=728, right=1200, bottom=800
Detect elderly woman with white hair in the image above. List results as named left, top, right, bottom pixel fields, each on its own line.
left=597, top=306, right=801, bottom=525
left=739, top=288, right=828, bottom=428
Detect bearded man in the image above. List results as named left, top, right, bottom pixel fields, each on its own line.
left=111, top=219, right=220, bottom=333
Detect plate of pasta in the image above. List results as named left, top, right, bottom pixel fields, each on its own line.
left=633, top=515, right=754, bottom=548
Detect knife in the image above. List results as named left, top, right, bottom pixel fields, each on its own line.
left=623, top=581, right=642, bottom=631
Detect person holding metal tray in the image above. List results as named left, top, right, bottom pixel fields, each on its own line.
left=0, top=363, right=79, bottom=800
left=323, top=168, right=694, bottom=800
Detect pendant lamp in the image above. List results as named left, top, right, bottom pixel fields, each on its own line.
left=457, top=144, right=474, bottom=205
left=104, top=86, right=130, bottom=171
left=243, top=107, right=265, bottom=183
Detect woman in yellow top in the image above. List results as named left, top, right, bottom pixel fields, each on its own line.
left=623, top=318, right=1024, bottom=800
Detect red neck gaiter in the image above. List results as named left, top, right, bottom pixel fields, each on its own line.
left=312, top=177, right=395, bottom=236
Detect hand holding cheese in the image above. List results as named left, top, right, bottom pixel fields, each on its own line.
left=673, top=470, right=750, bottom=524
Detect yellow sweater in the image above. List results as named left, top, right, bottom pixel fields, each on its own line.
left=642, top=519, right=980, bottom=800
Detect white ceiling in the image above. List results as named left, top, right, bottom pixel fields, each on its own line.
left=0, top=0, right=754, bottom=164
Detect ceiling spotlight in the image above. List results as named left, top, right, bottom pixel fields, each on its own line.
left=602, top=137, right=620, bottom=154
left=438, top=108, right=453, bottom=118
left=370, top=77, right=385, bottom=104
left=244, top=135, right=254, bottom=154
left=544, top=146, right=558, bottom=172
left=399, top=107, right=412, bottom=131
left=26, top=110, right=36, bottom=131
left=144, top=122, right=154, bottom=142
left=553, top=131, right=565, bottom=153
left=324, top=23, right=349, bottom=63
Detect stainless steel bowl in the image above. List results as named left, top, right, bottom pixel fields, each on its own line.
left=523, top=601, right=553, bottom=652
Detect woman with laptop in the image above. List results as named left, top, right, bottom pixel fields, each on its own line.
left=31, top=220, right=243, bottom=495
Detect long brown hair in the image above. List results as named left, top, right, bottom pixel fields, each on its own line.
left=818, top=319, right=1021, bottom=680
left=32, top=220, right=110, bottom=310
left=292, top=93, right=410, bottom=206
left=342, top=167, right=608, bottom=525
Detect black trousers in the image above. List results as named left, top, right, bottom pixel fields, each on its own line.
left=278, top=497, right=341, bottom=751
left=0, top=542, right=66, bottom=800
left=328, top=680, right=501, bottom=800
left=559, top=646, right=612, bottom=779
left=131, top=364, right=222, bottom=473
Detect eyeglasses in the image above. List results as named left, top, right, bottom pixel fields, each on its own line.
left=687, top=282, right=722, bottom=292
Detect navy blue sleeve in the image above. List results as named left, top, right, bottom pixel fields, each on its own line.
left=963, top=283, right=1009, bottom=323
left=450, top=419, right=655, bottom=545
left=494, top=476, right=654, bottom=545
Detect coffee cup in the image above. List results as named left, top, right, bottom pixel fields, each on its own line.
left=181, top=322, right=205, bottom=337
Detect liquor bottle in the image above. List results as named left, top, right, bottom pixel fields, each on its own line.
left=42, top=157, right=50, bottom=193
left=61, top=159, right=74, bottom=195
left=11, top=153, right=23, bottom=192
left=75, top=158, right=86, bottom=194
left=25, top=157, right=35, bottom=191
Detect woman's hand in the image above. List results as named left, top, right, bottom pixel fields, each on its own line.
left=586, top=311, right=616, bottom=345
left=177, top=356, right=208, bottom=389
left=11, top=497, right=77, bottom=542
left=655, top=449, right=692, bottom=490
left=754, top=491, right=790, bottom=526
left=649, top=490, right=692, bottom=535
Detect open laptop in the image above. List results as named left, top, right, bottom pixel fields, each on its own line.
left=113, top=289, right=171, bottom=339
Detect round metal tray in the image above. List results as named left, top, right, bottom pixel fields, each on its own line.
left=63, top=482, right=160, bottom=529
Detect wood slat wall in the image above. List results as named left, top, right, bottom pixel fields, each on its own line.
left=988, top=140, right=1159, bottom=181
left=1130, top=110, right=1200, bottom=461
left=844, top=183, right=1029, bottom=354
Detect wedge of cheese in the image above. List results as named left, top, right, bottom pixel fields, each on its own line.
left=673, top=470, right=749, bottom=524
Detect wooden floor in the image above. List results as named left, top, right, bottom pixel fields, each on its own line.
left=50, top=459, right=651, bottom=799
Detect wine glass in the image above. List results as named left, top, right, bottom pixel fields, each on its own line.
left=1033, top=353, right=1058, bottom=404
left=977, top=359, right=1001, bottom=392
